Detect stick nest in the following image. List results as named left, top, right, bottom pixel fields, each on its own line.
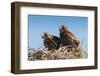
left=28, top=46, right=87, bottom=61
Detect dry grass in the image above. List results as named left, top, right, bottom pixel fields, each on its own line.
left=28, top=45, right=87, bottom=61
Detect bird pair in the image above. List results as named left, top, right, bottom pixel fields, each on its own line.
left=42, top=25, right=80, bottom=51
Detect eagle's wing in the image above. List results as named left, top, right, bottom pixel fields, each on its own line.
left=66, top=31, right=77, bottom=40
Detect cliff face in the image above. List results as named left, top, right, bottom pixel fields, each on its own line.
left=28, top=46, right=87, bottom=61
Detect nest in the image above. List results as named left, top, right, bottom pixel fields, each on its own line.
left=28, top=46, right=87, bottom=61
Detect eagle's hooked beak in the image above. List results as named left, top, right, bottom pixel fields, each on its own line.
left=41, top=36, right=44, bottom=38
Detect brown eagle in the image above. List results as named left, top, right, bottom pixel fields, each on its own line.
left=41, top=32, right=61, bottom=51
left=59, top=25, right=80, bottom=47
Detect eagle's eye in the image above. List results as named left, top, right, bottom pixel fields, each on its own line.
left=44, top=34, right=47, bottom=37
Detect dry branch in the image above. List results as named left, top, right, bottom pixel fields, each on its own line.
left=28, top=45, right=87, bottom=61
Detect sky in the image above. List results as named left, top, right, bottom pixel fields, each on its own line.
left=28, top=15, right=88, bottom=49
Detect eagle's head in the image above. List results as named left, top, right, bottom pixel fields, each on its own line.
left=59, top=25, right=68, bottom=33
left=41, top=32, right=52, bottom=40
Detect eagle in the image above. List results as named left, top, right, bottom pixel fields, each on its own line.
left=59, top=25, right=80, bottom=47
left=41, top=32, right=61, bottom=51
